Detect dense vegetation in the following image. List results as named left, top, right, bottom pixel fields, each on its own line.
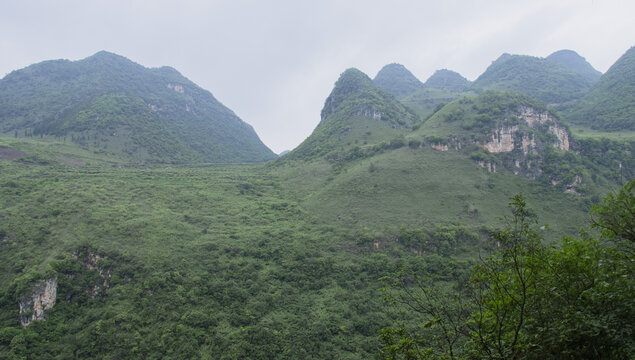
left=373, top=64, right=425, bottom=99
left=423, top=69, right=471, bottom=92
left=558, top=46, right=635, bottom=131
left=546, top=49, right=602, bottom=84
left=0, top=47, right=632, bottom=359
left=0, top=137, right=497, bottom=359
left=379, top=185, right=634, bottom=359
left=0, top=51, right=276, bottom=163
left=472, top=53, right=595, bottom=104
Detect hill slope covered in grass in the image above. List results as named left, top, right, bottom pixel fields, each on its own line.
left=0, top=51, right=276, bottom=163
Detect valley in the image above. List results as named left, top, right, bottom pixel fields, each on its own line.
left=0, top=46, right=633, bottom=359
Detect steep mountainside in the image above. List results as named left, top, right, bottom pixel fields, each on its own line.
left=472, top=53, right=593, bottom=104
left=0, top=51, right=276, bottom=163
left=373, top=63, right=425, bottom=99
left=408, top=91, right=633, bottom=193
left=546, top=49, right=602, bottom=84
left=423, top=69, right=471, bottom=92
left=558, top=46, right=635, bottom=131
left=287, top=68, right=418, bottom=160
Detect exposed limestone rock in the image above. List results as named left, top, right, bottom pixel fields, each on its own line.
left=359, top=108, right=382, bottom=120
left=521, top=134, right=536, bottom=155
left=19, top=278, right=57, bottom=327
left=482, top=126, right=518, bottom=153
left=432, top=143, right=449, bottom=151
left=518, top=105, right=551, bottom=127
left=77, top=251, right=111, bottom=298
left=549, top=125, right=570, bottom=151
left=565, top=175, right=583, bottom=194
left=477, top=161, right=497, bottom=173
left=167, top=83, right=185, bottom=93
left=480, top=106, right=569, bottom=155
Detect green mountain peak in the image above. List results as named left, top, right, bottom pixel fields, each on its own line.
left=0, top=51, right=276, bottom=163
left=423, top=69, right=471, bottom=92
left=559, top=46, right=635, bottom=130
left=373, top=63, right=424, bottom=99
left=472, top=53, right=592, bottom=104
left=546, top=49, right=602, bottom=83
left=289, top=68, right=418, bottom=160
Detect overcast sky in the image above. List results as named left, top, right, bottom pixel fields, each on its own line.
left=1, top=0, right=633, bottom=153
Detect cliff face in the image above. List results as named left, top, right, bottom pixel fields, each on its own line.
left=19, top=278, right=57, bottom=327
left=17, top=250, right=113, bottom=326
left=424, top=101, right=580, bottom=191
left=481, top=106, right=569, bottom=154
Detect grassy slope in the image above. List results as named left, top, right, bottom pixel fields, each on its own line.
left=281, top=148, right=590, bottom=241
left=0, top=94, right=627, bottom=358
left=0, top=150, right=403, bottom=359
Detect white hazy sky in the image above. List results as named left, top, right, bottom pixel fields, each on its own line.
left=1, top=0, right=633, bottom=153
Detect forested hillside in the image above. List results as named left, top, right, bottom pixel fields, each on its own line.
left=558, top=46, right=635, bottom=131
left=472, top=53, right=595, bottom=104
left=0, top=51, right=276, bottom=163
left=0, top=47, right=633, bottom=359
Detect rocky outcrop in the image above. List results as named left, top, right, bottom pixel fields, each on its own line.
left=518, top=105, right=551, bottom=127
left=19, top=278, right=57, bottom=327
left=549, top=125, right=570, bottom=151
left=359, top=108, right=382, bottom=120
left=166, top=83, right=185, bottom=93
left=481, top=106, right=569, bottom=153
left=77, top=251, right=111, bottom=298
left=482, top=126, right=518, bottom=153
left=477, top=161, right=497, bottom=173
left=431, top=143, right=449, bottom=151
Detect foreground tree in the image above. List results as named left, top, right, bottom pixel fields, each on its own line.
left=380, top=181, right=635, bottom=359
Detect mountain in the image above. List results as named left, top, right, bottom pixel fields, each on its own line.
left=0, top=53, right=633, bottom=359
left=398, top=69, right=472, bottom=118
left=546, top=49, right=602, bottom=84
left=373, top=63, right=424, bottom=99
left=0, top=51, right=276, bottom=163
left=423, top=69, right=471, bottom=92
left=287, top=68, right=418, bottom=160
left=558, top=46, right=635, bottom=131
left=472, top=52, right=593, bottom=104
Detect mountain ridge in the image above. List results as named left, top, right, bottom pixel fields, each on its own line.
left=0, top=51, right=276, bottom=163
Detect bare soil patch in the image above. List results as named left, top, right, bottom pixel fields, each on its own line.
left=0, top=146, right=27, bottom=161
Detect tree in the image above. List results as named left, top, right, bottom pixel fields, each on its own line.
left=591, top=180, right=635, bottom=243
left=380, top=188, right=635, bottom=359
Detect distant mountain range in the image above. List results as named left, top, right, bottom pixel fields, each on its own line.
left=0, top=51, right=276, bottom=163
left=0, top=47, right=632, bottom=165
left=284, top=46, right=633, bottom=200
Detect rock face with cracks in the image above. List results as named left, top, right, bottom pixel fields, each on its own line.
left=481, top=106, right=569, bottom=154
left=19, top=278, right=57, bottom=327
